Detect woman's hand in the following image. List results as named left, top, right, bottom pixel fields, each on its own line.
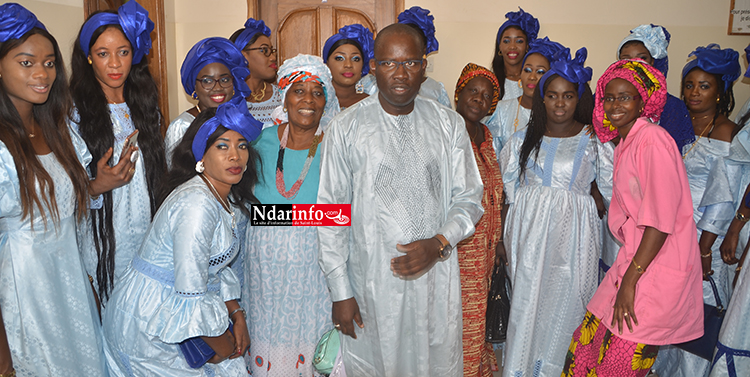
left=203, top=329, right=236, bottom=364
left=230, top=313, right=250, bottom=359
left=88, top=130, right=138, bottom=196
left=720, top=227, right=741, bottom=265
left=611, top=281, right=639, bottom=335
left=700, top=247, right=713, bottom=281
left=332, top=297, right=363, bottom=339
left=495, top=240, right=508, bottom=266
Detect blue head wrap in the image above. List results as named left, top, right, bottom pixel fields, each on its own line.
left=617, top=24, right=671, bottom=77
left=496, top=7, right=539, bottom=46
left=192, top=95, right=262, bottom=161
left=397, top=6, right=438, bottom=55
left=79, top=0, right=154, bottom=64
left=322, top=24, right=374, bottom=76
left=181, top=37, right=251, bottom=99
left=744, top=44, right=750, bottom=79
left=233, top=18, right=271, bottom=50
left=0, top=3, right=46, bottom=43
left=522, top=37, right=565, bottom=66
left=538, top=47, right=593, bottom=99
left=681, top=44, right=741, bottom=93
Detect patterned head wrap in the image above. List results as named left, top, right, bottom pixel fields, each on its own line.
left=192, top=95, right=262, bottom=161
left=397, top=6, right=438, bottom=55
left=322, top=24, right=375, bottom=77
left=79, top=0, right=153, bottom=65
left=617, top=24, right=671, bottom=76
left=593, top=59, right=668, bottom=143
left=522, top=37, right=565, bottom=66
left=745, top=44, right=750, bottom=79
left=233, top=18, right=271, bottom=50
left=682, top=44, right=741, bottom=93
left=180, top=37, right=251, bottom=99
left=496, top=7, right=539, bottom=46
left=0, top=3, right=46, bottom=43
left=538, top=47, right=593, bottom=99
left=454, top=63, right=500, bottom=114
left=271, top=54, right=340, bottom=129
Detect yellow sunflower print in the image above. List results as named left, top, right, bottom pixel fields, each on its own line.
left=579, top=313, right=599, bottom=346
left=631, top=343, right=658, bottom=370
left=586, top=367, right=598, bottom=377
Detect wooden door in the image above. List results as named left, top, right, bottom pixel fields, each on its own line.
left=83, top=0, right=169, bottom=135
left=249, top=0, right=403, bottom=63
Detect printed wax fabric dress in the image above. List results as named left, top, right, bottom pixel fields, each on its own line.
left=71, top=103, right=152, bottom=299
left=0, top=136, right=106, bottom=376
left=499, top=128, right=601, bottom=377
left=101, top=175, right=244, bottom=376
left=654, top=136, right=734, bottom=377
left=360, top=73, right=453, bottom=108
left=486, top=97, right=531, bottom=156
left=241, top=125, right=331, bottom=376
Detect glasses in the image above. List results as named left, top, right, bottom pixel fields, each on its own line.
left=602, top=94, right=641, bottom=103
left=244, top=46, right=277, bottom=57
left=375, top=59, right=424, bottom=72
left=196, top=76, right=233, bottom=90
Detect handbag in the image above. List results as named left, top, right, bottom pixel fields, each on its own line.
left=485, top=264, right=512, bottom=343
left=675, top=275, right=725, bottom=360
left=313, top=327, right=340, bottom=375
left=179, top=322, right=234, bottom=369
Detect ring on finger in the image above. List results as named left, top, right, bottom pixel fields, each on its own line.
left=129, top=167, right=136, bottom=175
left=623, top=312, right=629, bottom=317
left=334, top=323, right=341, bottom=329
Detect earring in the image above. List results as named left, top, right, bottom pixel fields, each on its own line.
left=87, top=56, right=92, bottom=65
left=356, top=82, right=364, bottom=94
left=195, top=160, right=205, bottom=173
left=192, top=91, right=198, bottom=100
left=716, top=97, right=720, bottom=104
left=243, top=165, right=248, bottom=173
left=283, top=107, right=287, bottom=113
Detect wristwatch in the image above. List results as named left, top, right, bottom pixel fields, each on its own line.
left=736, top=211, right=750, bottom=223
left=435, top=234, right=452, bottom=261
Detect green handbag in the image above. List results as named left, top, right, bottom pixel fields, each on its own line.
left=313, top=328, right=340, bottom=375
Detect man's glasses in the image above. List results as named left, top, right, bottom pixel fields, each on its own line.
left=375, top=59, right=424, bottom=72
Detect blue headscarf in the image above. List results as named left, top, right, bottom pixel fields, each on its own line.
left=322, top=24, right=374, bottom=76
left=538, top=47, right=593, bottom=99
left=681, top=44, right=741, bottom=93
left=181, top=37, right=251, bottom=99
left=233, top=18, right=271, bottom=50
left=192, top=95, right=263, bottom=161
left=522, top=37, right=565, bottom=66
left=0, top=3, right=46, bottom=43
left=617, top=24, right=671, bottom=77
left=496, top=7, right=539, bottom=46
left=397, top=6, right=438, bottom=55
left=744, top=44, right=750, bottom=79
left=79, top=0, right=154, bottom=64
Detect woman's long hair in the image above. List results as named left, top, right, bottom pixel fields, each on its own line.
left=70, top=12, right=167, bottom=303
left=162, top=108, right=259, bottom=217
left=518, top=74, right=594, bottom=177
left=492, top=25, right=527, bottom=100
left=0, top=28, right=89, bottom=225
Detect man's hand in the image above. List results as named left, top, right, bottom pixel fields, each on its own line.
left=332, top=298, right=363, bottom=339
left=391, top=237, right=442, bottom=279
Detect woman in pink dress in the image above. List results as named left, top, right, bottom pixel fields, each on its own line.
left=562, top=60, right=704, bottom=377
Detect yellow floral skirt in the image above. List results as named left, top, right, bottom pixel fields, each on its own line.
left=561, top=311, right=659, bottom=377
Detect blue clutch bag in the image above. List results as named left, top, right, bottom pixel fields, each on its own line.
left=179, top=322, right=234, bottom=368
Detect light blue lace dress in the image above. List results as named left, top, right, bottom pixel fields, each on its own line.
left=101, top=175, right=244, bottom=376
left=0, top=134, right=106, bottom=376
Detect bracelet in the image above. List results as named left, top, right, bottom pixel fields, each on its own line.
left=701, top=251, right=712, bottom=258
left=631, top=258, right=645, bottom=274
left=229, top=308, right=246, bottom=322
left=737, top=266, right=743, bottom=272
left=0, top=369, right=16, bottom=377
left=736, top=211, right=750, bottom=223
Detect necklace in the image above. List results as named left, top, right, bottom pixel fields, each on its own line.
left=546, top=121, right=578, bottom=138
left=469, top=123, right=481, bottom=144
left=275, top=123, right=323, bottom=199
left=691, top=113, right=712, bottom=121
left=103, top=92, right=129, bottom=119
left=28, top=122, right=36, bottom=138
left=199, top=173, right=235, bottom=227
left=682, top=118, right=715, bottom=159
left=513, top=97, right=522, bottom=132
left=250, top=81, right=267, bottom=102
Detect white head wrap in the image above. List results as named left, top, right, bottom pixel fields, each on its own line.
left=616, top=24, right=669, bottom=60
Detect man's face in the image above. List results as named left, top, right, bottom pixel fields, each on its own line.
left=370, top=32, right=425, bottom=115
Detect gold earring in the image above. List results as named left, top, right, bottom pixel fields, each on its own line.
left=716, top=97, right=720, bottom=104
left=87, top=56, right=92, bottom=65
